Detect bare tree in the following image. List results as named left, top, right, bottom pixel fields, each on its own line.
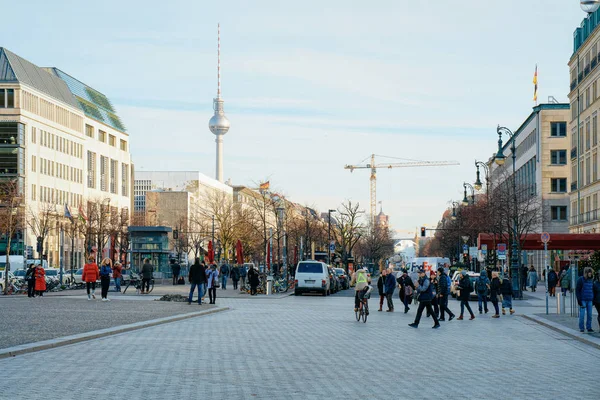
left=0, top=179, right=23, bottom=294
left=27, top=202, right=57, bottom=264
left=332, top=200, right=364, bottom=271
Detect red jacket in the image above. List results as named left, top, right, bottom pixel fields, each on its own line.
left=34, top=267, right=46, bottom=291
left=113, top=264, right=122, bottom=279
left=83, top=263, right=99, bottom=282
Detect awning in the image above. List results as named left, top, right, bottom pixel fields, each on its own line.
left=477, top=233, right=600, bottom=251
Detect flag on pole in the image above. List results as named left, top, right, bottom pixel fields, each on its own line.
left=78, top=204, right=88, bottom=223
left=259, top=181, right=270, bottom=191
left=64, top=204, right=74, bottom=222
left=533, top=64, right=538, bottom=103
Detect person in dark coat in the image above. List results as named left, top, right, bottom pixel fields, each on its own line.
left=248, top=266, right=259, bottom=295
left=384, top=268, right=396, bottom=312
left=547, top=267, right=558, bottom=297
left=408, top=269, right=440, bottom=329
left=521, top=265, right=528, bottom=292
left=576, top=267, right=595, bottom=333
left=171, top=259, right=181, bottom=285
left=25, top=264, right=36, bottom=298
left=231, top=265, right=240, bottom=290
left=457, top=271, right=475, bottom=320
left=188, top=258, right=206, bottom=305
left=140, top=258, right=153, bottom=294
left=377, top=269, right=386, bottom=312
left=490, top=271, right=501, bottom=318
left=501, top=273, right=515, bottom=315
left=593, top=272, right=600, bottom=330
left=397, top=270, right=415, bottom=313
left=436, top=268, right=455, bottom=321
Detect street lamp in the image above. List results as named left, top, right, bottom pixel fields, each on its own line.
left=474, top=160, right=490, bottom=192
left=495, top=124, right=521, bottom=299
left=327, top=209, right=336, bottom=266
left=450, top=201, right=459, bottom=220
left=462, top=182, right=475, bottom=206
left=581, top=1, right=600, bottom=13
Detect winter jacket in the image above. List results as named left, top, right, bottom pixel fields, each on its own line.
left=576, top=277, right=594, bottom=304
left=230, top=267, right=240, bottom=281
left=475, top=274, right=490, bottom=295
left=458, top=276, right=472, bottom=301
left=377, top=275, right=385, bottom=296
left=220, top=264, right=230, bottom=277
left=141, top=263, right=153, bottom=279
left=438, top=273, right=449, bottom=296
left=189, top=263, right=206, bottom=284
left=500, top=278, right=513, bottom=296
left=34, top=267, right=46, bottom=291
left=25, top=266, right=36, bottom=281
left=490, top=277, right=501, bottom=302
left=171, top=263, right=181, bottom=276
left=82, top=263, right=99, bottom=283
left=206, top=268, right=220, bottom=289
left=547, top=270, right=558, bottom=286
left=100, top=264, right=112, bottom=277
left=113, top=264, right=122, bottom=279
left=527, top=270, right=538, bottom=288
left=248, top=268, right=259, bottom=286
left=240, top=267, right=247, bottom=278
left=384, top=273, right=396, bottom=295
left=351, top=270, right=370, bottom=291
left=560, top=269, right=571, bottom=289
left=416, top=276, right=433, bottom=302
left=593, top=281, right=600, bottom=305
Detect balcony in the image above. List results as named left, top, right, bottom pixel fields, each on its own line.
left=592, top=57, right=598, bottom=69
left=571, top=147, right=578, bottom=159
left=571, top=79, right=577, bottom=91
left=571, top=181, right=578, bottom=192
left=585, top=65, right=591, bottom=76
left=571, top=209, right=600, bottom=225
left=579, top=72, right=584, bottom=82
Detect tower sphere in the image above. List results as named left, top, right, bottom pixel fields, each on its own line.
left=209, top=113, right=230, bottom=135
left=581, top=0, right=600, bottom=13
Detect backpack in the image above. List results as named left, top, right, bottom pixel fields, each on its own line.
left=560, top=272, right=570, bottom=289
left=476, top=277, right=488, bottom=294
left=468, top=279, right=475, bottom=293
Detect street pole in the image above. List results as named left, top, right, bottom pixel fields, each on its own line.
left=59, top=225, right=64, bottom=285
left=544, top=241, right=548, bottom=315
left=282, top=233, right=287, bottom=281
left=70, top=222, right=75, bottom=283
left=327, top=209, right=335, bottom=266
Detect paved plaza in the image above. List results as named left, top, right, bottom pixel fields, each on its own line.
left=1, top=287, right=599, bottom=400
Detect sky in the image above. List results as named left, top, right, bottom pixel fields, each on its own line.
left=0, top=0, right=589, bottom=237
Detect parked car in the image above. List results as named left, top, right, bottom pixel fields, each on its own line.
left=334, top=268, right=349, bottom=289
left=44, top=269, right=61, bottom=283
left=13, top=269, right=27, bottom=279
left=450, top=271, right=479, bottom=300
left=294, top=261, right=330, bottom=296
left=327, top=267, right=340, bottom=294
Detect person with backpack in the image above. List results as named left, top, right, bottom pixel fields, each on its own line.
left=560, top=266, right=571, bottom=295
left=377, top=269, right=386, bottom=312
left=476, top=272, right=490, bottom=314
left=384, top=267, right=396, bottom=312
left=397, top=270, right=415, bottom=314
left=500, top=273, right=515, bottom=315
left=457, top=271, right=475, bottom=320
left=408, top=269, right=440, bottom=329
left=99, top=258, right=112, bottom=302
left=576, top=267, right=595, bottom=333
left=527, top=265, right=538, bottom=292
left=489, top=271, right=502, bottom=318
left=436, top=268, right=455, bottom=321
left=220, top=263, right=229, bottom=290
left=547, top=267, right=558, bottom=297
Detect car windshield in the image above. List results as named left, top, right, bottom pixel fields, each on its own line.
left=335, top=269, right=345, bottom=275
left=297, top=262, right=323, bottom=273
left=14, top=270, right=26, bottom=276
left=45, top=270, right=58, bottom=276
left=76, top=269, right=83, bottom=274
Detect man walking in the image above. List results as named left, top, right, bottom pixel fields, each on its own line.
left=220, top=263, right=229, bottom=290
left=384, top=267, right=396, bottom=312
left=113, top=261, right=123, bottom=292
left=397, top=269, right=415, bottom=314
left=377, top=269, right=386, bottom=312
left=547, top=267, right=558, bottom=297
left=475, top=271, right=490, bottom=314
left=576, top=267, right=595, bottom=333
left=25, top=264, right=36, bottom=298
left=140, top=258, right=153, bottom=294
left=457, top=271, right=475, bottom=320
left=240, top=264, right=247, bottom=290
left=436, top=268, right=455, bottom=321
left=408, top=269, right=440, bottom=329
left=171, top=259, right=181, bottom=285
left=188, top=258, right=206, bottom=305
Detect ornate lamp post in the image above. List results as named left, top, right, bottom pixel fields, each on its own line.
left=462, top=182, right=475, bottom=206
left=474, top=160, right=490, bottom=194
left=495, top=125, right=521, bottom=299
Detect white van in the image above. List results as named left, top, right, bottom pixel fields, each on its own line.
left=408, top=257, right=450, bottom=274
left=294, top=261, right=330, bottom=296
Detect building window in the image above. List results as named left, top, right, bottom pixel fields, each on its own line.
left=86, top=124, right=94, bottom=138
left=550, top=150, right=567, bottom=165
left=551, top=122, right=567, bottom=137
left=0, top=89, right=14, bottom=108
left=595, top=152, right=599, bottom=182
left=31, top=184, right=36, bottom=201
left=586, top=121, right=591, bottom=150
left=550, top=178, right=567, bottom=193
left=31, top=155, right=36, bottom=172
left=110, top=159, right=117, bottom=194
left=122, top=163, right=129, bottom=197
left=98, top=130, right=106, bottom=143
left=109, top=135, right=116, bottom=147
left=100, top=155, right=107, bottom=191
left=87, top=151, right=96, bottom=189
left=31, top=127, right=36, bottom=143
left=594, top=115, right=598, bottom=147
left=120, top=139, right=127, bottom=151
left=551, top=206, right=567, bottom=221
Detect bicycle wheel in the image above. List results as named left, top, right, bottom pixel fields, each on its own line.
left=355, top=307, right=361, bottom=321
left=147, top=279, right=154, bottom=294
left=362, top=302, right=368, bottom=323
left=123, top=281, right=132, bottom=294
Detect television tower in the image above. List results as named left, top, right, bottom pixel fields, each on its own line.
left=208, top=23, right=230, bottom=182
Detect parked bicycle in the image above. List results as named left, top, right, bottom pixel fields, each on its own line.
left=123, top=273, right=154, bottom=294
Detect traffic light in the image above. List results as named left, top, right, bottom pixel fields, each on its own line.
left=420, top=227, right=426, bottom=237
left=36, top=236, right=43, bottom=253
left=173, top=229, right=179, bottom=240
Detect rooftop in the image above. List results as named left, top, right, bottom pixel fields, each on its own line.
left=573, top=10, right=600, bottom=57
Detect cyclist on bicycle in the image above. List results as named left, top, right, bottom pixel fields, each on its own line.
left=351, top=267, right=372, bottom=313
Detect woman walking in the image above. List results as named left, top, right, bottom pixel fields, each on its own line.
left=206, top=264, right=219, bottom=304
left=113, top=262, right=122, bottom=293
left=527, top=266, right=538, bottom=292
left=34, top=264, right=46, bottom=297
left=490, top=271, right=501, bottom=318
left=377, top=269, right=386, bottom=312
left=501, top=273, right=515, bottom=315
left=231, top=265, right=240, bottom=290
left=83, top=256, right=100, bottom=300
left=99, top=258, right=113, bottom=302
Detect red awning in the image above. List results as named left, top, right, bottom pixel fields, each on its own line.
left=477, top=233, right=600, bottom=251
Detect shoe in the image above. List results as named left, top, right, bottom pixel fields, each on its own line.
left=492, top=314, right=500, bottom=318
left=439, top=318, right=446, bottom=322
left=448, top=315, right=455, bottom=321
left=105, top=298, right=110, bottom=302
left=102, top=298, right=107, bottom=302
left=432, top=324, right=440, bottom=329
left=510, top=309, right=515, bottom=315
left=354, top=308, right=358, bottom=312
left=479, top=310, right=482, bottom=314
left=580, top=329, right=585, bottom=333
left=386, top=309, right=393, bottom=312
left=92, top=293, right=96, bottom=299
left=408, top=323, right=418, bottom=328
left=188, top=302, right=192, bottom=305
left=588, top=329, right=595, bottom=333
left=485, top=310, right=489, bottom=314
left=502, top=309, right=506, bottom=315
left=87, top=296, right=91, bottom=301
left=457, top=316, right=464, bottom=320
left=378, top=307, right=382, bottom=312
left=469, top=315, right=475, bottom=320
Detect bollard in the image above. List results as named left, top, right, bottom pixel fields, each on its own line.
left=556, top=292, right=565, bottom=314
left=266, top=276, right=273, bottom=295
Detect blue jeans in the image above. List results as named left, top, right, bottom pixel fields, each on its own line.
left=502, top=295, right=512, bottom=310
left=189, top=282, right=205, bottom=304
left=114, top=277, right=121, bottom=292
left=579, top=300, right=593, bottom=331
left=477, top=293, right=488, bottom=312
left=221, top=275, right=227, bottom=289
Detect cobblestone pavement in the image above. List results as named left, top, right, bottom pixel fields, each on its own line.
left=0, top=296, right=216, bottom=349
left=1, top=292, right=599, bottom=400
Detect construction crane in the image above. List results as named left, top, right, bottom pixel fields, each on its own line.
left=344, top=154, right=460, bottom=223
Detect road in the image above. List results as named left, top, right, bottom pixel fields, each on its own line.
left=1, top=289, right=598, bottom=400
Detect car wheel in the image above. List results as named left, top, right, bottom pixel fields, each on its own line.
left=294, top=290, right=301, bottom=296
left=322, top=289, right=327, bottom=296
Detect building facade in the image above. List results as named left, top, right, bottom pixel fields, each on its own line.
left=568, top=10, right=600, bottom=233
left=0, top=47, right=133, bottom=268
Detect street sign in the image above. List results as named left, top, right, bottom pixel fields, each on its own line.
left=497, top=243, right=506, bottom=260
left=329, top=241, right=335, bottom=253
left=481, top=244, right=487, bottom=255
left=462, top=244, right=468, bottom=252
left=541, top=232, right=550, bottom=244
left=469, top=246, right=478, bottom=257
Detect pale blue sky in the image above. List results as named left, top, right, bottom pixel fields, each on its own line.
left=1, top=0, right=587, bottom=236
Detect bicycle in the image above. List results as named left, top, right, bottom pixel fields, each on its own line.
left=123, top=274, right=154, bottom=294
left=355, top=287, right=372, bottom=323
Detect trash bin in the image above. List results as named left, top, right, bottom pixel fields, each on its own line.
left=266, top=276, right=273, bottom=295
